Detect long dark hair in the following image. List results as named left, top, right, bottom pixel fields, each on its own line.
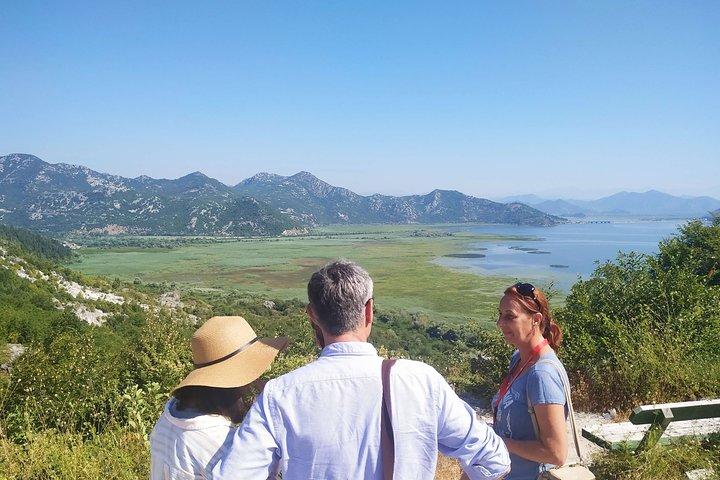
left=505, top=284, right=563, bottom=352
left=173, top=385, right=255, bottom=424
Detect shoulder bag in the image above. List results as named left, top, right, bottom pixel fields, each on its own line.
left=529, top=360, right=595, bottom=480
left=381, top=359, right=397, bottom=480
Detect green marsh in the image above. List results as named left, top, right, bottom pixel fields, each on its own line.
left=69, top=225, right=535, bottom=326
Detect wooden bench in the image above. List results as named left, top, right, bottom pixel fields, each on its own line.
left=582, top=399, right=720, bottom=452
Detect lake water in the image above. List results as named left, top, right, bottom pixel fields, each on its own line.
left=435, top=218, right=688, bottom=292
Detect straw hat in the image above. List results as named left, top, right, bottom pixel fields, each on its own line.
left=172, top=316, right=289, bottom=394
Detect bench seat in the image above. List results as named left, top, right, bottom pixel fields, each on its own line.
left=582, top=417, right=720, bottom=451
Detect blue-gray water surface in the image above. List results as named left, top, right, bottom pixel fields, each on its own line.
left=435, top=219, right=687, bottom=292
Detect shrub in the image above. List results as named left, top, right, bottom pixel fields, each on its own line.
left=559, top=234, right=720, bottom=411
left=4, top=332, right=123, bottom=440
left=123, top=313, right=193, bottom=394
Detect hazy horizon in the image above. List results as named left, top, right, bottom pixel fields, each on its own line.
left=2, top=2, right=718, bottom=199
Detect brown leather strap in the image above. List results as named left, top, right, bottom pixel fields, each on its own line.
left=381, top=359, right=397, bottom=480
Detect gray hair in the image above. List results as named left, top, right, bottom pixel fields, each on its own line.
left=307, top=259, right=374, bottom=336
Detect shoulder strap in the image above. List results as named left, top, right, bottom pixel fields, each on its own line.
left=381, top=359, right=397, bottom=480
left=527, top=359, right=584, bottom=463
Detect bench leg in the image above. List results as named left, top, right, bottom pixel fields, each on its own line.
left=636, top=408, right=674, bottom=453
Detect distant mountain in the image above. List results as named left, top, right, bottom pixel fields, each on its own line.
left=0, top=153, right=293, bottom=235
left=588, top=190, right=720, bottom=216
left=234, top=171, right=565, bottom=226
left=519, top=190, right=720, bottom=217
left=532, top=199, right=587, bottom=217
left=0, top=153, right=565, bottom=235
left=495, top=194, right=548, bottom=205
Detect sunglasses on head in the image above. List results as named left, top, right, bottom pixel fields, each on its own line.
left=513, top=282, right=541, bottom=308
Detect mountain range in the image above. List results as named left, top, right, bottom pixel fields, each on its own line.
left=499, top=192, right=720, bottom=218
left=0, top=153, right=564, bottom=236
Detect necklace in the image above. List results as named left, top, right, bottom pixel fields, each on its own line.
left=493, top=338, right=548, bottom=420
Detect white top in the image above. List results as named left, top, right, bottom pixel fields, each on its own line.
left=149, top=397, right=235, bottom=480
left=213, top=342, right=510, bottom=480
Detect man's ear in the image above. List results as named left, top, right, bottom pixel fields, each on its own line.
left=364, top=298, right=374, bottom=327
left=307, top=304, right=326, bottom=348
left=306, top=303, right=318, bottom=323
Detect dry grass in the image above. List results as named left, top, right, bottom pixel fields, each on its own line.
left=0, top=429, right=148, bottom=479
left=436, top=454, right=463, bottom=479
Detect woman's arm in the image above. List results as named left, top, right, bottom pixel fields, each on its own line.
left=502, top=403, right=567, bottom=466
left=459, top=403, right=566, bottom=479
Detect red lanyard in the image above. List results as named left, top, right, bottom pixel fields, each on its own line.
left=494, top=338, right=548, bottom=416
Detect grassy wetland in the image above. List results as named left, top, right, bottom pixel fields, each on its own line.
left=69, top=224, right=539, bottom=327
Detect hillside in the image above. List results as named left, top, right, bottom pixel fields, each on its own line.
left=0, top=231, right=175, bottom=340
left=0, top=153, right=565, bottom=235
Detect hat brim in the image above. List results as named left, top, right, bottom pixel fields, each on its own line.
left=172, top=336, right=289, bottom=394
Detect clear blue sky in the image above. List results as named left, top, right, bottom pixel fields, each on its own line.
left=1, top=1, right=718, bottom=200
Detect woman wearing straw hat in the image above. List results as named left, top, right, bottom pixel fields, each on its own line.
left=150, top=315, right=289, bottom=480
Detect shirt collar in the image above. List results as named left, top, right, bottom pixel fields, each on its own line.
left=320, top=341, right=378, bottom=357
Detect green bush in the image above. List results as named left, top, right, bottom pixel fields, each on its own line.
left=120, top=382, right=165, bottom=443
left=4, top=332, right=123, bottom=440
left=123, top=313, right=193, bottom=394
left=558, top=221, right=720, bottom=411
left=658, top=218, right=720, bottom=287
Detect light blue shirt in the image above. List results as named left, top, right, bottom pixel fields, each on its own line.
left=492, top=351, right=568, bottom=480
left=214, top=342, right=510, bottom=480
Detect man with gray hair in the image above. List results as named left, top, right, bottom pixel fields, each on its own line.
left=214, top=259, right=510, bottom=479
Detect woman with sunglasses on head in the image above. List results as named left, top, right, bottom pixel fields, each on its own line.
left=490, top=282, right=568, bottom=480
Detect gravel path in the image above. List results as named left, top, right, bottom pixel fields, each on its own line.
left=566, top=411, right=613, bottom=463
